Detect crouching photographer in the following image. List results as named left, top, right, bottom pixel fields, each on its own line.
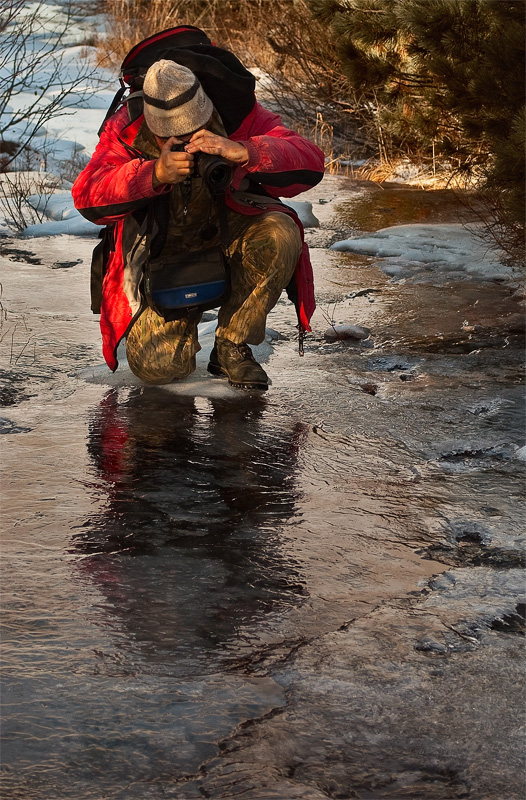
left=72, top=30, right=325, bottom=391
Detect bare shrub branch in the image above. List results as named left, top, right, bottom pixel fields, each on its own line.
left=0, top=0, right=100, bottom=171
left=0, top=171, right=57, bottom=231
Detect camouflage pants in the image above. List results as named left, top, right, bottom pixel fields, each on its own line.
left=126, top=211, right=302, bottom=385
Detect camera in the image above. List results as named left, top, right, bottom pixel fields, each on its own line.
left=171, top=143, right=233, bottom=192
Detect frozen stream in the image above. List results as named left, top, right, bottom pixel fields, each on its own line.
left=1, top=178, right=524, bottom=799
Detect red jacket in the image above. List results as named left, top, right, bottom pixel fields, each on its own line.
left=72, top=102, right=325, bottom=371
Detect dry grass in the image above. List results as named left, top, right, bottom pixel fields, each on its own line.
left=356, top=159, right=475, bottom=189
left=98, top=0, right=279, bottom=72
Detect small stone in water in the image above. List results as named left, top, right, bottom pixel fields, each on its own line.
left=361, top=383, right=378, bottom=395
left=415, top=637, right=448, bottom=655
left=50, top=260, right=82, bottom=270
left=324, top=324, right=370, bottom=342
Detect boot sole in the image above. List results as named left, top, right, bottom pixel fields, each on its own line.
left=207, top=362, right=226, bottom=378
left=207, top=362, right=268, bottom=391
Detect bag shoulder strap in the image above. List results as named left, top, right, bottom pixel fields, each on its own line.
left=213, top=188, right=230, bottom=253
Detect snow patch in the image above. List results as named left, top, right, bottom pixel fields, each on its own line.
left=331, top=223, right=513, bottom=282
left=0, top=171, right=62, bottom=195
left=20, top=189, right=99, bottom=236
left=282, top=199, right=320, bottom=228
left=21, top=215, right=98, bottom=237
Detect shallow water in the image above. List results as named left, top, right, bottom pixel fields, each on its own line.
left=334, top=183, right=484, bottom=233
left=1, top=184, right=524, bottom=799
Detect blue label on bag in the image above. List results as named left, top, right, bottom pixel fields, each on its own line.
left=152, top=280, right=226, bottom=309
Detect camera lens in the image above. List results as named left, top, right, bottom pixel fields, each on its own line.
left=197, top=154, right=233, bottom=191
left=208, top=162, right=231, bottom=188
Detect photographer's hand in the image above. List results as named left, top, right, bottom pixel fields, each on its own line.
left=153, top=137, right=194, bottom=187
left=185, top=130, right=248, bottom=165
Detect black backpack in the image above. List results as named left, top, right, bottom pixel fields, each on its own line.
left=99, top=26, right=257, bottom=136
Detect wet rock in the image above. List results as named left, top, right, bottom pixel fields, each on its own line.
left=437, top=441, right=518, bottom=466
left=415, top=636, right=449, bottom=655
left=0, top=384, right=29, bottom=406
left=0, top=371, right=29, bottom=406
left=440, top=626, right=483, bottom=653
left=489, top=603, right=525, bottom=635
left=450, top=520, right=493, bottom=547
left=0, top=417, right=31, bottom=434
left=462, top=316, right=525, bottom=337
left=323, top=324, right=370, bottom=342
left=50, top=259, right=82, bottom=269
left=467, top=398, right=515, bottom=416
left=366, top=354, right=421, bottom=372
left=421, top=568, right=525, bottom=643
left=360, top=383, right=378, bottom=396
left=304, top=228, right=342, bottom=248
left=348, top=287, right=381, bottom=300
left=422, top=512, right=524, bottom=568
left=0, top=243, right=42, bottom=264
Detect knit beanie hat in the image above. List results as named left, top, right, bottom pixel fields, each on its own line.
left=142, top=59, right=213, bottom=137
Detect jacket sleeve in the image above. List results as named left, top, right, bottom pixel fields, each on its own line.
left=72, top=108, right=168, bottom=225
left=231, top=102, right=325, bottom=198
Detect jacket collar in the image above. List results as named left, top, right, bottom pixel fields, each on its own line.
left=118, top=113, right=146, bottom=154
left=132, top=121, right=160, bottom=158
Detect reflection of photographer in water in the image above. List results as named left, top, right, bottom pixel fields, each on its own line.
left=73, top=34, right=325, bottom=390
left=79, top=388, right=308, bottom=667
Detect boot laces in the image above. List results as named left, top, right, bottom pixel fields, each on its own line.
left=236, top=342, right=253, bottom=359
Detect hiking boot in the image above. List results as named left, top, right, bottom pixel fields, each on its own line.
left=207, top=338, right=269, bottom=390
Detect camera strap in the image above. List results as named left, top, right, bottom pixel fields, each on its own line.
left=210, top=184, right=230, bottom=254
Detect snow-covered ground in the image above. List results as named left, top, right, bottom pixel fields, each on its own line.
left=331, top=222, right=516, bottom=283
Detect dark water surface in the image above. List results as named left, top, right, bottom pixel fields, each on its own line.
left=1, top=187, right=524, bottom=799
left=334, top=183, right=485, bottom=233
